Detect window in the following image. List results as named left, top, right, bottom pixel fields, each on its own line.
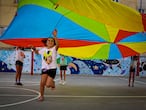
left=113, top=0, right=119, bottom=2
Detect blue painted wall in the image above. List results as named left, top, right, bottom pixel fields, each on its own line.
left=0, top=50, right=146, bottom=76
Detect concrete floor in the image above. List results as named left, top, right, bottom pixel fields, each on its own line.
left=0, top=73, right=146, bottom=110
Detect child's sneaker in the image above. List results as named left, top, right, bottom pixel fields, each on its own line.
left=62, top=81, right=66, bottom=85
left=59, top=80, right=63, bottom=85
left=15, top=82, right=23, bottom=86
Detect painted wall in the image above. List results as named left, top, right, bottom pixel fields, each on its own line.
left=0, top=50, right=146, bottom=76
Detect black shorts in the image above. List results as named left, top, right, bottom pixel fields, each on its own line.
left=15, top=60, right=23, bottom=66
left=41, top=68, right=57, bottom=79
left=130, top=67, right=135, bottom=72
left=60, top=65, right=67, bottom=70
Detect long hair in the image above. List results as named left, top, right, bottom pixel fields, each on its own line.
left=41, top=38, right=56, bottom=46
left=16, top=46, right=24, bottom=50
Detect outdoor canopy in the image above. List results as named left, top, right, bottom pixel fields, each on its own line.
left=0, top=0, right=146, bottom=59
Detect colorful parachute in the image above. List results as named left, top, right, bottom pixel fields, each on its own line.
left=0, top=0, right=146, bottom=59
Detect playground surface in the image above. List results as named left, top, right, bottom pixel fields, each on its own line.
left=0, top=72, right=146, bottom=110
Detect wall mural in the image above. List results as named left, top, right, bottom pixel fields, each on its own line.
left=139, top=56, right=146, bottom=77
left=0, top=50, right=146, bottom=76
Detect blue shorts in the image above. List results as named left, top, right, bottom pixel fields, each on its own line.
left=41, top=68, right=57, bottom=79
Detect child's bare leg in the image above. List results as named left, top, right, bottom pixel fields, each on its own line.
left=46, top=76, right=55, bottom=89
left=128, top=72, right=132, bottom=87
left=39, top=74, right=48, bottom=101
left=18, top=66, right=23, bottom=82
left=16, top=65, right=21, bottom=82
left=46, top=76, right=51, bottom=88
left=64, top=70, right=66, bottom=81
left=132, top=72, right=135, bottom=87
left=60, top=70, right=63, bottom=81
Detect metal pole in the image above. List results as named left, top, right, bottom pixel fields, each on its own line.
left=31, top=51, right=34, bottom=75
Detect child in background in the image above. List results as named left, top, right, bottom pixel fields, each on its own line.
left=128, top=55, right=138, bottom=87
left=57, top=54, right=71, bottom=85
left=15, top=47, right=25, bottom=86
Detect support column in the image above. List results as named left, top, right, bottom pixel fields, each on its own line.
left=31, top=51, right=34, bottom=75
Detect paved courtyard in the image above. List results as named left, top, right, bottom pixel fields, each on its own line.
left=0, top=73, right=146, bottom=110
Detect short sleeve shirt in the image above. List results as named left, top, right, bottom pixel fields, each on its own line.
left=59, top=56, right=68, bottom=66
left=38, top=46, right=57, bottom=69
left=15, top=49, right=25, bottom=63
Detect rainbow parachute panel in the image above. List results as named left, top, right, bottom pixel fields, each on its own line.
left=0, top=0, right=146, bottom=59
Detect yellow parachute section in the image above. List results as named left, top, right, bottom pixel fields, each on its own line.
left=56, top=0, right=144, bottom=32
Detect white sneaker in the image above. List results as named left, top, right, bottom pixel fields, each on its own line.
left=62, top=81, right=66, bottom=85
left=59, top=80, right=63, bottom=84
